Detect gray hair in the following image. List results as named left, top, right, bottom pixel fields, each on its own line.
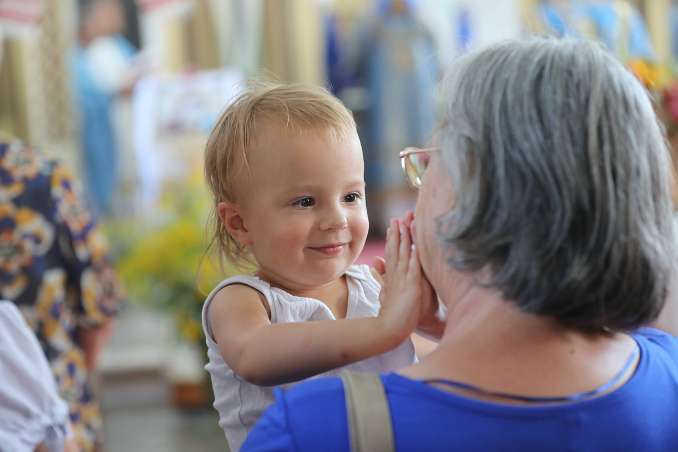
left=436, top=38, right=675, bottom=332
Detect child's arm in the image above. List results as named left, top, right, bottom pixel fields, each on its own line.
left=209, top=220, right=423, bottom=386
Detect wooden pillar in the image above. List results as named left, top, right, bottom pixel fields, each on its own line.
left=289, top=0, right=324, bottom=85
left=644, top=0, right=671, bottom=65
left=0, top=0, right=77, bottom=163
left=520, top=0, right=542, bottom=34
left=187, top=0, right=220, bottom=70
left=261, top=0, right=324, bottom=85
left=0, top=38, right=31, bottom=140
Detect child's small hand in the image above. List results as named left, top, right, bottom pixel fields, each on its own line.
left=370, top=211, right=415, bottom=283
left=377, top=218, right=424, bottom=341
left=374, top=211, right=443, bottom=338
left=370, top=256, right=385, bottom=284
left=400, top=210, right=443, bottom=334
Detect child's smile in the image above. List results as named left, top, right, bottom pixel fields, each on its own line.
left=307, top=243, right=347, bottom=256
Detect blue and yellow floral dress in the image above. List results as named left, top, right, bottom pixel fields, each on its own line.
left=0, top=140, right=125, bottom=451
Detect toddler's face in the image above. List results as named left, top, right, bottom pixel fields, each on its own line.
left=238, top=124, right=369, bottom=291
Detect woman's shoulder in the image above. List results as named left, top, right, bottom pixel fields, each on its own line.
left=633, top=327, right=678, bottom=361
left=243, top=373, right=425, bottom=451
left=254, top=373, right=413, bottom=424
left=242, top=376, right=351, bottom=451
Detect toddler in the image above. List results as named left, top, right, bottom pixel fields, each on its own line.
left=202, top=82, right=422, bottom=450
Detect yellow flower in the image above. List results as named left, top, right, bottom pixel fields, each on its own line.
left=628, top=59, right=669, bottom=90
left=112, top=174, right=238, bottom=343
left=180, top=318, right=204, bottom=343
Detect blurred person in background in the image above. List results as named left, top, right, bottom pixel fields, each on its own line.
left=0, top=301, right=79, bottom=452
left=354, top=0, right=438, bottom=235
left=0, top=29, right=80, bottom=452
left=72, top=0, right=141, bottom=217
left=0, top=136, right=126, bottom=451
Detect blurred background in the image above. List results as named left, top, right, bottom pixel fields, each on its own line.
left=1, top=0, right=677, bottom=450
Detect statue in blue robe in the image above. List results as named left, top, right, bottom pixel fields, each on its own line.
left=537, top=0, right=654, bottom=61
left=355, top=0, right=439, bottom=232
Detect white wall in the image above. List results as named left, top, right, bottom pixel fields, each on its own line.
left=417, top=0, right=523, bottom=69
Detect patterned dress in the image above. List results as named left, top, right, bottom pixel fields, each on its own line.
left=0, top=140, right=125, bottom=451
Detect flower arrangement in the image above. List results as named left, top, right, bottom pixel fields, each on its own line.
left=627, top=58, right=678, bottom=204
left=112, top=170, right=238, bottom=344
left=627, top=59, right=668, bottom=90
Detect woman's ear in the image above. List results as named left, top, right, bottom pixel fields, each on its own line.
left=217, top=201, right=251, bottom=246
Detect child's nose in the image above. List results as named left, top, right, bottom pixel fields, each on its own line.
left=319, top=205, right=348, bottom=230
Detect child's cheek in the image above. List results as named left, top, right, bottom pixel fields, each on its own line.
left=278, top=228, right=308, bottom=253
left=352, top=211, right=370, bottom=242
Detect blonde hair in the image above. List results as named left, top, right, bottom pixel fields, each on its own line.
left=204, top=81, right=357, bottom=268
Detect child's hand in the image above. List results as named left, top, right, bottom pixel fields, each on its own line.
left=373, top=211, right=444, bottom=338
left=377, top=218, right=424, bottom=341
left=399, top=211, right=440, bottom=327
left=370, top=256, right=385, bottom=285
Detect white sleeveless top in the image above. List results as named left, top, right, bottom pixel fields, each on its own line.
left=201, top=264, right=416, bottom=451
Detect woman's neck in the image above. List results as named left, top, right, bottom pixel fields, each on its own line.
left=401, top=284, right=636, bottom=399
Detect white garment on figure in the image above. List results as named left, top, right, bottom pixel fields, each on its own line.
left=0, top=301, right=71, bottom=452
left=201, top=264, right=417, bottom=451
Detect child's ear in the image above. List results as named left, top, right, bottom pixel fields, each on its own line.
left=217, top=201, right=252, bottom=246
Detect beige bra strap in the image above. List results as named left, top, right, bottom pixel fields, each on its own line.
left=340, top=371, right=395, bottom=452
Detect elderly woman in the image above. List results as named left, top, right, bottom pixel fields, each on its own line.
left=242, top=38, right=678, bottom=451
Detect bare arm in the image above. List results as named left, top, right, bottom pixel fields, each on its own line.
left=210, top=288, right=406, bottom=386
left=78, top=318, right=114, bottom=371
left=210, top=221, right=423, bottom=386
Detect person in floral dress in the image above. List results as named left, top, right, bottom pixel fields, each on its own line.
left=0, top=138, right=125, bottom=451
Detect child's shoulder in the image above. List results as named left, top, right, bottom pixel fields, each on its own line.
left=210, top=274, right=271, bottom=303
left=207, top=276, right=272, bottom=322
left=210, top=273, right=269, bottom=295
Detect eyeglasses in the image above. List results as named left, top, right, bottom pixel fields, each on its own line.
left=399, top=147, right=440, bottom=188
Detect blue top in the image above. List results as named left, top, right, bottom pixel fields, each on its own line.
left=243, top=328, right=678, bottom=451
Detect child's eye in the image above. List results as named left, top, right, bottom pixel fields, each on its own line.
left=344, top=192, right=362, bottom=203
left=293, top=197, right=315, bottom=208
